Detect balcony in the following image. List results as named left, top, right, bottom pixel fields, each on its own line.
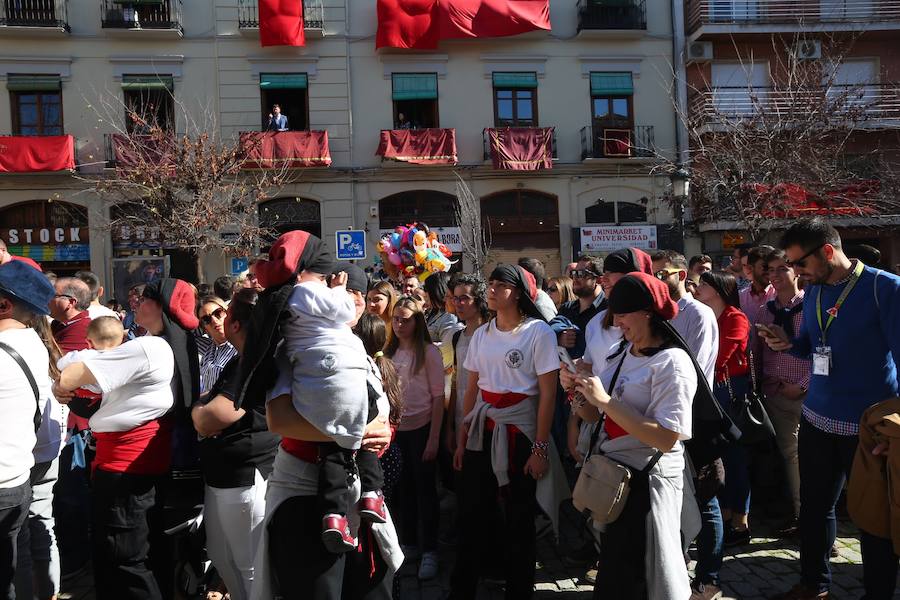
left=377, top=128, right=457, bottom=165
left=239, top=131, right=331, bottom=168
left=578, top=0, right=646, bottom=32
left=686, top=0, right=900, bottom=35
left=0, top=0, right=68, bottom=33
left=483, top=128, right=557, bottom=162
left=238, top=0, right=324, bottom=34
left=0, top=134, right=74, bottom=173
left=101, top=0, right=182, bottom=36
left=689, top=84, right=900, bottom=128
left=580, top=125, right=655, bottom=160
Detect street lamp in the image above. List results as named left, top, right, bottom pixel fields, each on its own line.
left=670, top=167, right=691, bottom=246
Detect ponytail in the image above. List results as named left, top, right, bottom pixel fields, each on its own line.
left=374, top=354, right=403, bottom=426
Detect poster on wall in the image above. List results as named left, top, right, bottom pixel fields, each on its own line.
left=579, top=225, right=658, bottom=253
left=112, top=256, right=169, bottom=308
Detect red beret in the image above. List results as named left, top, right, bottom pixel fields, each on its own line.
left=608, top=272, right=679, bottom=321
left=256, top=230, right=312, bottom=289
left=167, top=279, right=199, bottom=330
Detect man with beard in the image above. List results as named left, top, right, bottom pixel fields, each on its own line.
left=555, top=255, right=606, bottom=360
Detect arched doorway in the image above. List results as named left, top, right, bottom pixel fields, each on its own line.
left=378, top=190, right=462, bottom=271
left=481, top=190, right=560, bottom=277
left=258, top=197, right=322, bottom=249
left=0, top=200, right=90, bottom=275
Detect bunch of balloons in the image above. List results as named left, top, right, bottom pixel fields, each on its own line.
left=376, top=221, right=454, bottom=281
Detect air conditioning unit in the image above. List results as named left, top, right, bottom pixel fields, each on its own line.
left=687, top=41, right=714, bottom=63
left=793, top=40, right=822, bottom=60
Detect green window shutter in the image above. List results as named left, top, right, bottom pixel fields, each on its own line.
left=7, top=75, right=61, bottom=92
left=121, top=75, right=174, bottom=91
left=590, top=72, right=633, bottom=96
left=259, top=73, right=308, bottom=89
left=492, top=72, right=538, bottom=89
left=391, top=74, right=437, bottom=101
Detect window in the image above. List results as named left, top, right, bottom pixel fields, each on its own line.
left=258, top=197, right=321, bottom=246
left=260, top=73, right=309, bottom=131
left=492, top=72, right=538, bottom=127
left=585, top=200, right=647, bottom=224
left=392, top=73, right=438, bottom=129
left=122, top=75, right=174, bottom=133
left=9, top=75, right=63, bottom=136
left=590, top=72, right=633, bottom=128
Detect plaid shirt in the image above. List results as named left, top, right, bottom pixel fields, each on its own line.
left=802, top=405, right=859, bottom=436
left=740, top=284, right=775, bottom=326
left=755, top=291, right=811, bottom=394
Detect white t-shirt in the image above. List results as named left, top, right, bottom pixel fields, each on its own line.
left=87, top=303, right=120, bottom=320
left=0, top=328, right=51, bottom=487
left=582, top=309, right=623, bottom=376
left=599, top=347, right=696, bottom=441
left=454, top=328, right=474, bottom=430
left=534, top=290, right=558, bottom=321
left=82, top=336, right=175, bottom=433
left=463, top=318, right=559, bottom=397
left=58, top=348, right=103, bottom=394
left=671, top=295, right=719, bottom=387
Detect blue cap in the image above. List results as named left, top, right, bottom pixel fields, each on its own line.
left=0, top=261, right=54, bottom=316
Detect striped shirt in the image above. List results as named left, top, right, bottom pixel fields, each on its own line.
left=196, top=335, right=238, bottom=396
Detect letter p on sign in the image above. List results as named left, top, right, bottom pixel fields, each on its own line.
left=335, top=230, right=366, bottom=260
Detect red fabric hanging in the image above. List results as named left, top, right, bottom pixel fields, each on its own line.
left=0, top=135, right=74, bottom=173
left=376, top=0, right=551, bottom=49
left=240, top=131, right=332, bottom=168
left=259, top=0, right=306, bottom=47
left=376, top=128, right=458, bottom=165
left=486, top=127, right=554, bottom=171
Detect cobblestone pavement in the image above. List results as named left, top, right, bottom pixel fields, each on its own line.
left=58, top=497, right=890, bottom=600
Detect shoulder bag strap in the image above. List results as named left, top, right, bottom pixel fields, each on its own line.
left=0, top=340, right=42, bottom=433
left=586, top=348, right=629, bottom=458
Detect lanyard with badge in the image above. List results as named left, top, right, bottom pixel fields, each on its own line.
left=813, top=260, right=864, bottom=376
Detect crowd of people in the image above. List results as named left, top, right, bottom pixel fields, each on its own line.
left=0, top=215, right=898, bottom=600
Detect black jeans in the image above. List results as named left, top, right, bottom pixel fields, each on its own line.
left=449, top=430, right=537, bottom=600
left=394, top=424, right=439, bottom=552
left=91, top=469, right=162, bottom=600
left=798, top=418, right=857, bottom=593
left=54, top=439, right=92, bottom=575
left=0, top=481, right=30, bottom=600
left=593, top=470, right=652, bottom=600
left=268, top=495, right=391, bottom=600
left=318, top=444, right=385, bottom=518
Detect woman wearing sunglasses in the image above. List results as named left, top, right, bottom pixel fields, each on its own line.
left=196, top=296, right=238, bottom=401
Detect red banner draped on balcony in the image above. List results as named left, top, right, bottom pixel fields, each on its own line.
left=241, top=131, right=332, bottom=168
left=376, top=0, right=551, bottom=49
left=0, top=135, right=74, bottom=173
left=486, top=127, right=553, bottom=171
left=376, top=128, right=457, bottom=165
left=259, top=0, right=305, bottom=47
left=110, top=134, right=173, bottom=169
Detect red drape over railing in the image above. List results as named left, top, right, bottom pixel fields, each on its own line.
left=485, top=127, right=554, bottom=171
left=109, top=134, right=173, bottom=169
left=0, top=135, right=74, bottom=173
left=240, top=131, right=332, bottom=168
left=259, top=0, right=305, bottom=46
left=376, top=0, right=551, bottom=49
left=376, top=128, right=457, bottom=165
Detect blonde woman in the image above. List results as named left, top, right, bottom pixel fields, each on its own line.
left=545, top=276, right=575, bottom=309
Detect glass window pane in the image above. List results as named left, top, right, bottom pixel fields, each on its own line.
left=497, top=90, right=513, bottom=99
left=41, top=93, right=60, bottom=105
left=18, top=94, right=37, bottom=104
left=497, top=98, right=514, bottom=120
left=19, top=127, right=38, bottom=136
left=482, top=194, right=517, bottom=216
left=612, top=98, right=630, bottom=118
left=516, top=98, right=533, bottom=120
left=592, top=98, right=610, bottom=118
left=42, top=104, right=61, bottom=127
left=18, top=104, right=38, bottom=126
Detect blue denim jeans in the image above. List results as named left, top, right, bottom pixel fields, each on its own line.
left=694, top=495, right=724, bottom=586
left=714, top=376, right=752, bottom=515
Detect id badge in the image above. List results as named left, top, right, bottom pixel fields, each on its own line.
left=813, top=346, right=832, bottom=376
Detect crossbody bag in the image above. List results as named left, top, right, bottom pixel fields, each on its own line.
left=0, top=340, right=43, bottom=433
left=572, top=348, right=663, bottom=525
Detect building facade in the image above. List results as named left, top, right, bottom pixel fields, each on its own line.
left=0, top=0, right=680, bottom=285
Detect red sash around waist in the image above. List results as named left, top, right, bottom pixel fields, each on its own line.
left=604, top=417, right=629, bottom=440
left=481, top=390, right=528, bottom=433
left=92, top=417, right=172, bottom=476
left=281, top=438, right=319, bottom=464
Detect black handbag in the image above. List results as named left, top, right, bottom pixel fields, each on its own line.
left=724, top=349, right=775, bottom=446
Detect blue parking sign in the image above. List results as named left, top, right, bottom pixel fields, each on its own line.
left=231, top=257, right=249, bottom=275
left=335, top=230, right=366, bottom=260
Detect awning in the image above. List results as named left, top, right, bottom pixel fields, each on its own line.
left=121, top=75, right=174, bottom=91
left=485, top=127, right=554, bottom=171
left=260, top=73, right=308, bottom=89
left=590, top=72, right=633, bottom=96
left=392, top=74, right=437, bottom=100
left=240, top=131, right=332, bottom=168
left=376, top=128, right=457, bottom=165
left=492, top=72, right=538, bottom=89
left=7, top=75, right=61, bottom=92
left=0, top=135, right=75, bottom=173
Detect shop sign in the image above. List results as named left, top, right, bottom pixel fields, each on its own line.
left=112, top=224, right=166, bottom=249
left=722, top=232, right=747, bottom=249
left=579, top=225, right=658, bottom=252
left=378, top=226, right=463, bottom=253
left=0, top=227, right=88, bottom=245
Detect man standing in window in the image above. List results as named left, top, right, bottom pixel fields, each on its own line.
left=266, top=104, right=289, bottom=132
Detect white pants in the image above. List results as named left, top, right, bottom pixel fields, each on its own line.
left=16, top=458, right=60, bottom=600
left=204, top=471, right=267, bottom=600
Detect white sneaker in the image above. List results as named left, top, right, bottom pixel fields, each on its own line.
left=418, top=551, right=439, bottom=580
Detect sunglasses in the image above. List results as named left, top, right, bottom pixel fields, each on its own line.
left=654, top=268, right=683, bottom=280
left=570, top=269, right=599, bottom=279
left=786, top=244, right=825, bottom=269
left=200, top=307, right=226, bottom=326
left=54, top=294, right=76, bottom=301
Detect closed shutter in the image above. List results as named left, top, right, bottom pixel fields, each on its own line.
left=590, top=72, right=633, bottom=96
left=492, top=72, right=538, bottom=89
left=391, top=73, right=438, bottom=100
